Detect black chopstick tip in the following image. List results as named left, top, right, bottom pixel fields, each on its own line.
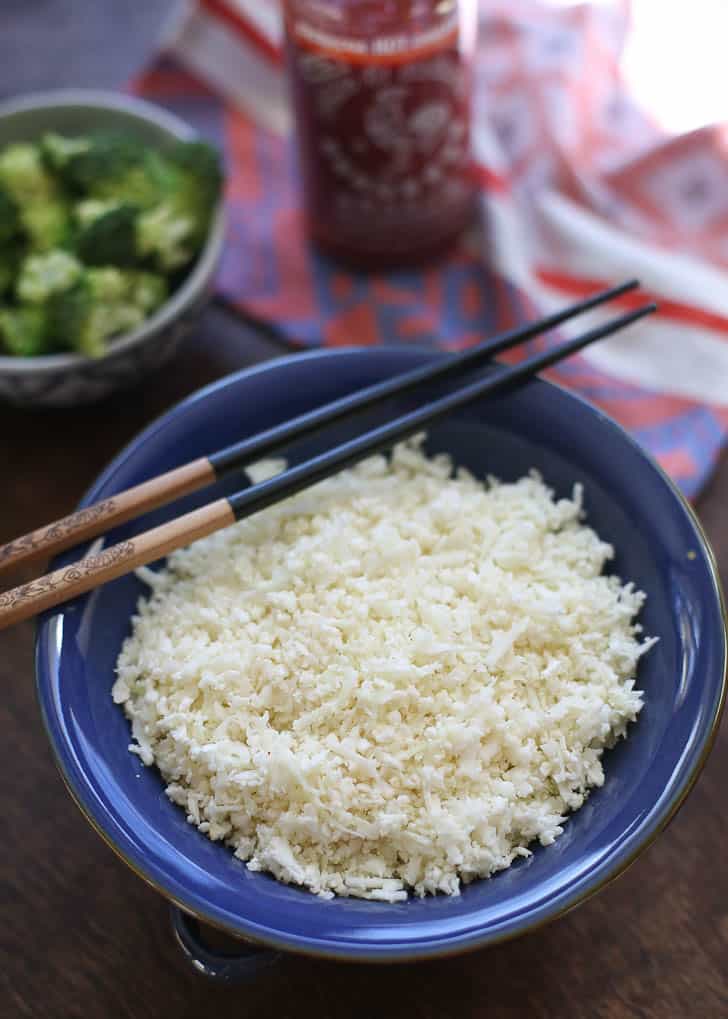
left=601, top=278, right=639, bottom=298
left=607, top=301, right=656, bottom=330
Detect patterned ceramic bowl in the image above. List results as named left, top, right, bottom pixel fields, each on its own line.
left=0, top=90, right=225, bottom=408
left=34, top=349, right=727, bottom=981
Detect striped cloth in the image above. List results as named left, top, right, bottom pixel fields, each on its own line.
left=132, top=0, right=728, bottom=497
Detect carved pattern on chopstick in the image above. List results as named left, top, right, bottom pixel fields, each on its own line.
left=0, top=540, right=136, bottom=609
left=0, top=499, right=119, bottom=564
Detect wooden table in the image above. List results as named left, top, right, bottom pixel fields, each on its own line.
left=2, top=7, right=727, bottom=1017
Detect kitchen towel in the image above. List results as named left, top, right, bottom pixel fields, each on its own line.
left=132, top=0, right=728, bottom=497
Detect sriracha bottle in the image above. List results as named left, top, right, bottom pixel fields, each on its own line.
left=283, top=1, right=479, bottom=267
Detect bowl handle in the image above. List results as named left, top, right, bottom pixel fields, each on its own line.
left=170, top=905, right=282, bottom=983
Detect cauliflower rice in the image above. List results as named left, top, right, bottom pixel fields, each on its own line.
left=113, top=437, right=653, bottom=902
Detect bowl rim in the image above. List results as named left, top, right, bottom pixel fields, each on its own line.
left=34, top=346, right=728, bottom=961
left=0, top=88, right=226, bottom=373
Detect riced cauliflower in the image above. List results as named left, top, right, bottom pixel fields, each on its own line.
left=113, top=437, right=653, bottom=901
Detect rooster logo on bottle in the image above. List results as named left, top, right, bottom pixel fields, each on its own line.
left=365, top=86, right=451, bottom=173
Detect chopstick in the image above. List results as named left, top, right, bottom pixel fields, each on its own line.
left=0, top=301, right=656, bottom=630
left=0, top=279, right=640, bottom=575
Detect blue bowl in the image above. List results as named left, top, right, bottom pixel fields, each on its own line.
left=36, top=347, right=727, bottom=965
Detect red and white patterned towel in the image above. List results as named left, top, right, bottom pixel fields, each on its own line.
left=134, top=0, right=728, bottom=496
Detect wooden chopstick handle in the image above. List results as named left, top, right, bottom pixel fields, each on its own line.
left=0, top=457, right=216, bottom=576
left=0, top=498, right=234, bottom=630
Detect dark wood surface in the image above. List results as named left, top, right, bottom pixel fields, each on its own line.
left=2, top=6, right=728, bottom=1018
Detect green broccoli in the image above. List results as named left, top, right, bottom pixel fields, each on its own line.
left=16, top=250, right=82, bottom=304
left=0, top=132, right=222, bottom=359
left=135, top=204, right=195, bottom=271
left=0, top=143, right=57, bottom=206
left=58, top=132, right=159, bottom=205
left=75, top=198, right=112, bottom=228
left=80, top=267, right=166, bottom=312
left=0, top=186, right=20, bottom=244
left=135, top=141, right=221, bottom=271
left=40, top=132, right=92, bottom=175
left=74, top=199, right=138, bottom=266
left=85, top=266, right=130, bottom=302
left=21, top=199, right=71, bottom=252
left=98, top=162, right=166, bottom=210
left=0, top=305, right=52, bottom=357
left=0, top=143, right=71, bottom=250
left=50, top=268, right=145, bottom=357
left=168, top=140, right=223, bottom=211
left=125, top=270, right=168, bottom=315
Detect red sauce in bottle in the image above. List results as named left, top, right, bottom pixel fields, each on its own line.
left=283, top=1, right=478, bottom=267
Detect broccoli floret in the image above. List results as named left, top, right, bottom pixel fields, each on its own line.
left=85, top=267, right=166, bottom=311
left=0, top=143, right=57, bottom=206
left=47, top=267, right=165, bottom=354
left=16, top=250, right=82, bottom=304
left=0, top=305, right=52, bottom=357
left=40, top=132, right=92, bottom=175
left=135, top=204, right=196, bottom=271
left=84, top=267, right=166, bottom=312
left=80, top=302, right=144, bottom=356
left=74, top=199, right=138, bottom=266
left=83, top=266, right=166, bottom=309
left=0, top=144, right=71, bottom=249
left=21, top=198, right=71, bottom=252
left=125, top=270, right=167, bottom=314
left=135, top=141, right=221, bottom=271
left=75, top=198, right=112, bottom=228
left=168, top=140, right=223, bottom=210
left=85, top=266, right=130, bottom=302
left=0, top=186, right=20, bottom=244
left=50, top=271, right=144, bottom=357
left=95, top=161, right=167, bottom=209
left=61, top=132, right=159, bottom=204
left=54, top=132, right=142, bottom=186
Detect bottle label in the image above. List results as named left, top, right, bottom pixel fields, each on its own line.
left=286, top=3, right=476, bottom=256
left=290, top=13, right=460, bottom=66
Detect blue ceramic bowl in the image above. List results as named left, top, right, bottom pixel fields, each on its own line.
left=36, top=348, right=726, bottom=971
